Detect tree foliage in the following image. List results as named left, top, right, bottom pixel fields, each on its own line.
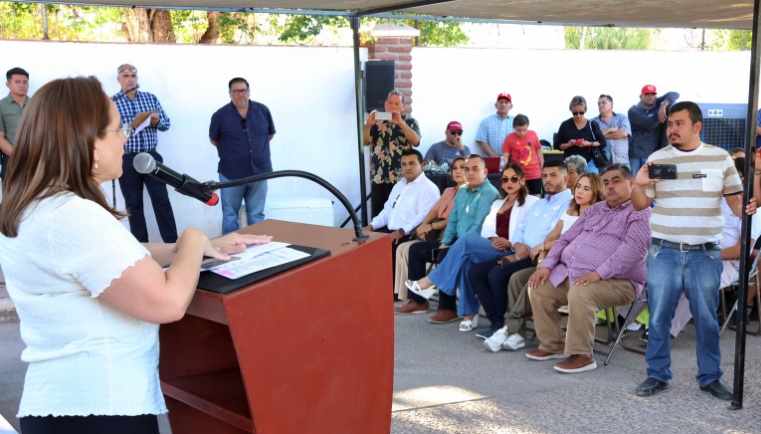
left=565, top=27, right=651, bottom=50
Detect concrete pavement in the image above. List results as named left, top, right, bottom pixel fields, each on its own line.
left=1, top=297, right=760, bottom=433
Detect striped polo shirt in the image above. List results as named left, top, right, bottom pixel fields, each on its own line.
left=645, top=143, right=742, bottom=245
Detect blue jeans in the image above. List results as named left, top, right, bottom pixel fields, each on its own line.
left=586, top=158, right=599, bottom=174
left=629, top=158, right=648, bottom=176
left=428, top=233, right=508, bottom=316
left=645, top=243, right=723, bottom=387
left=220, top=173, right=267, bottom=234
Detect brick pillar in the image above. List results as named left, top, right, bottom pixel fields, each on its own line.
left=367, top=37, right=414, bottom=114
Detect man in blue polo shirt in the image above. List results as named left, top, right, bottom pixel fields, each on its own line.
left=210, top=77, right=276, bottom=234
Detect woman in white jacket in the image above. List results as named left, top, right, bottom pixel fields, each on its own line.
left=406, top=163, right=539, bottom=331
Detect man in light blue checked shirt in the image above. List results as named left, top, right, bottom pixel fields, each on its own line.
left=112, top=64, right=177, bottom=243
left=475, top=92, right=514, bottom=157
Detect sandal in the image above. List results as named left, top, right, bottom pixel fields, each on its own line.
left=405, top=280, right=437, bottom=300
left=459, top=315, right=479, bottom=332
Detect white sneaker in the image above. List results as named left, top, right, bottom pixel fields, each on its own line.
left=483, top=326, right=508, bottom=352
left=626, top=322, right=642, bottom=332
left=502, top=334, right=526, bottom=351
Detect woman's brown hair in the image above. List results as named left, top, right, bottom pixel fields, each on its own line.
left=0, top=76, right=122, bottom=237
left=501, top=162, right=528, bottom=206
left=569, top=172, right=605, bottom=215
left=449, top=156, right=466, bottom=182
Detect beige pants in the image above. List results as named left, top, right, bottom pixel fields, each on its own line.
left=394, top=240, right=422, bottom=299
left=529, top=277, right=636, bottom=355
left=505, top=267, right=535, bottom=336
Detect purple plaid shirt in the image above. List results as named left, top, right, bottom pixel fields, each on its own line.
left=539, top=199, right=652, bottom=296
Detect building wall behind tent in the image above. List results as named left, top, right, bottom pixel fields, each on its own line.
left=0, top=40, right=367, bottom=239
left=0, top=40, right=753, bottom=239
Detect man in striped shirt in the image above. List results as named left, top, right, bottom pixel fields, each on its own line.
left=525, top=164, right=651, bottom=373
left=112, top=64, right=177, bottom=243
left=632, top=101, right=758, bottom=400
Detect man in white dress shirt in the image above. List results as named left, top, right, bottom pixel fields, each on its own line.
left=364, top=148, right=440, bottom=289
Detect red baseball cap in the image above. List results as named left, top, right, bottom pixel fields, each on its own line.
left=496, top=92, right=512, bottom=102
left=446, top=121, right=463, bottom=131
left=641, top=84, right=657, bottom=95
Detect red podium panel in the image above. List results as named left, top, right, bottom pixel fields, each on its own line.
left=159, top=220, right=393, bottom=433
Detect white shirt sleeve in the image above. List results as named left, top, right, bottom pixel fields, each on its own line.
left=49, top=199, right=150, bottom=298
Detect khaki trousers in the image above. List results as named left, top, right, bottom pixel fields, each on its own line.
left=529, top=277, right=636, bottom=355
left=505, top=267, right=535, bottom=336
left=394, top=240, right=421, bottom=299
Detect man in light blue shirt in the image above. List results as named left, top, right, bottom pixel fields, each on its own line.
left=471, top=160, right=572, bottom=340
left=475, top=92, right=514, bottom=157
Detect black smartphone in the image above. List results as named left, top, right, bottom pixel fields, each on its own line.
left=649, top=164, right=677, bottom=180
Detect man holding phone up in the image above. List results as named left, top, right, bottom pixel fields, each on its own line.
left=364, top=89, right=421, bottom=218
left=632, top=101, right=759, bottom=400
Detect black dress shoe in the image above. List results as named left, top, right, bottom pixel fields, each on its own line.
left=700, top=379, right=734, bottom=401
left=636, top=377, right=669, bottom=396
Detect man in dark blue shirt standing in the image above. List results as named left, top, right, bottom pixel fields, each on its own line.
left=210, top=77, right=276, bottom=234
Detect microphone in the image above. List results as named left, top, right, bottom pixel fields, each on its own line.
left=112, top=83, right=140, bottom=100
left=133, top=153, right=219, bottom=206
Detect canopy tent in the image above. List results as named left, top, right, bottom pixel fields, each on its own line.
left=28, top=0, right=756, bottom=29
left=17, top=0, right=761, bottom=409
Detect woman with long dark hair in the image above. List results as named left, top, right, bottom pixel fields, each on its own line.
left=0, top=76, right=270, bottom=434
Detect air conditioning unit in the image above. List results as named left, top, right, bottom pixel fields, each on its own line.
left=696, top=103, right=749, bottom=152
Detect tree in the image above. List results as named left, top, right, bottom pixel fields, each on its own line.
left=565, top=27, right=651, bottom=50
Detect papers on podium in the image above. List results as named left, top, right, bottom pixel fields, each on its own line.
left=203, top=241, right=311, bottom=280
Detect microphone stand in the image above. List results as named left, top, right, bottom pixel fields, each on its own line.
left=206, top=170, right=369, bottom=241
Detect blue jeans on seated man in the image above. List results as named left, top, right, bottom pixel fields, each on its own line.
left=645, top=243, right=724, bottom=387
left=406, top=233, right=508, bottom=315
left=220, top=173, right=267, bottom=234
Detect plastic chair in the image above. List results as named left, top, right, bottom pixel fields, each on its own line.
left=604, top=290, right=648, bottom=366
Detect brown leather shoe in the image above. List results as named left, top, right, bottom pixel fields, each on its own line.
left=553, top=354, right=597, bottom=373
left=426, top=309, right=460, bottom=324
left=525, top=349, right=567, bottom=361
left=394, top=300, right=429, bottom=315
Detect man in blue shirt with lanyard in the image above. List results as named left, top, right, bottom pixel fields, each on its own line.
left=112, top=64, right=177, bottom=243
left=210, top=77, right=276, bottom=234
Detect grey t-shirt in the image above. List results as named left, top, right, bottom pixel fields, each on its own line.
left=424, top=140, right=471, bottom=164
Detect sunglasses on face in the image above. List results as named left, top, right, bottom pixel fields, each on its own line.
left=119, top=68, right=137, bottom=74
left=572, top=111, right=586, bottom=116
left=449, top=130, right=463, bottom=136
left=501, top=176, right=521, bottom=184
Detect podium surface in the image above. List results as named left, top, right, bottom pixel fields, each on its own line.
left=159, top=220, right=393, bottom=433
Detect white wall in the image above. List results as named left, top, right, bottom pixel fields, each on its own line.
left=2, top=41, right=756, bottom=240
left=412, top=48, right=753, bottom=155
left=0, top=40, right=367, bottom=239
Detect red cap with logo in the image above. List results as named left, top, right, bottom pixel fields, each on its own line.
left=641, top=84, right=657, bottom=95
left=446, top=121, right=463, bottom=132
left=496, top=92, right=512, bottom=102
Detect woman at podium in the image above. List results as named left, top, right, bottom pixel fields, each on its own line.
left=0, top=76, right=270, bottom=433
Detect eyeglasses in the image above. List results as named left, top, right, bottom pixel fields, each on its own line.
left=501, top=176, right=520, bottom=184
left=572, top=111, right=586, bottom=116
left=241, top=119, right=249, bottom=132
left=230, top=88, right=250, bottom=94
left=101, top=123, right=134, bottom=139
left=449, top=131, right=463, bottom=136
left=119, top=68, right=137, bottom=74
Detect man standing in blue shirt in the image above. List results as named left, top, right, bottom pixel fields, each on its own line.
left=210, top=77, right=276, bottom=234
left=627, top=84, right=679, bottom=175
left=112, top=64, right=177, bottom=243
left=475, top=92, right=514, bottom=157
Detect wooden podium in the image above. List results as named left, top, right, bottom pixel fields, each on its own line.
left=158, top=220, right=393, bottom=433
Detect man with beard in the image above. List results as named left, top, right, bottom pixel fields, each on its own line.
left=210, top=77, right=276, bottom=233
left=632, top=101, right=759, bottom=400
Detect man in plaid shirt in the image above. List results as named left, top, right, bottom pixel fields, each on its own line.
left=112, top=64, right=177, bottom=243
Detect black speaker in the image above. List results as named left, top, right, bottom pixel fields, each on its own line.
left=364, top=61, right=395, bottom=113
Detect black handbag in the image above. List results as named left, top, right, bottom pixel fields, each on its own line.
left=588, top=122, right=608, bottom=168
